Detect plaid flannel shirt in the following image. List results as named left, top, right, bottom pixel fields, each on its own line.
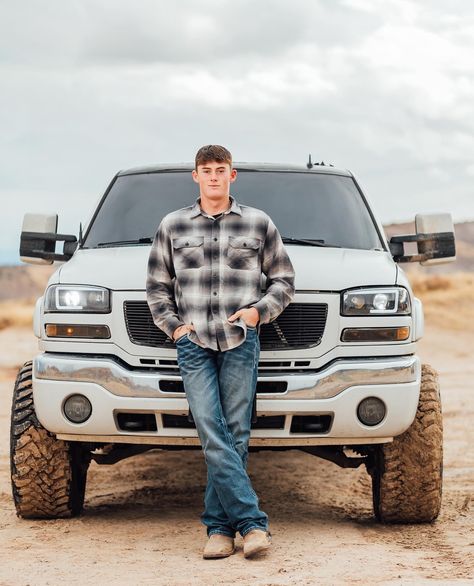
left=146, top=195, right=295, bottom=351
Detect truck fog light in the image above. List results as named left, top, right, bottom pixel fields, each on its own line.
left=357, top=397, right=386, bottom=426
left=63, top=394, right=92, bottom=423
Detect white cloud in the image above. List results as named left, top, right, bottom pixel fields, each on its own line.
left=465, top=164, right=474, bottom=177
left=342, top=0, right=421, bottom=23
left=1, top=0, right=474, bottom=262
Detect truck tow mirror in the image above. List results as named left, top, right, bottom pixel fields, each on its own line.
left=19, top=213, right=78, bottom=264
left=389, top=213, right=456, bottom=265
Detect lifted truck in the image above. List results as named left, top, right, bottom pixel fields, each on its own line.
left=12, top=161, right=455, bottom=521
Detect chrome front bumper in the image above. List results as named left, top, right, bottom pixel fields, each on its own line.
left=32, top=352, right=421, bottom=445
left=34, top=353, right=418, bottom=400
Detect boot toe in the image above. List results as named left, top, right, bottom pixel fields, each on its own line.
left=243, top=529, right=272, bottom=558
left=203, top=534, right=235, bottom=559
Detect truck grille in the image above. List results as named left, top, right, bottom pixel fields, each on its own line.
left=124, top=301, right=328, bottom=350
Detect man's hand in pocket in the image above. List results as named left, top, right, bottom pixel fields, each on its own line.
left=173, top=324, right=195, bottom=341
left=227, top=307, right=259, bottom=328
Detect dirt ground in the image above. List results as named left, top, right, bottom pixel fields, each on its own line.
left=0, top=324, right=473, bottom=585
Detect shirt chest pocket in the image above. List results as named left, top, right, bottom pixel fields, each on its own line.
left=226, top=236, right=261, bottom=270
left=172, top=236, right=205, bottom=270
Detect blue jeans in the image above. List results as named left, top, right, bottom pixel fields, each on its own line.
left=176, top=327, right=268, bottom=538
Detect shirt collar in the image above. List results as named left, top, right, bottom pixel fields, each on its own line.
left=189, top=194, right=242, bottom=218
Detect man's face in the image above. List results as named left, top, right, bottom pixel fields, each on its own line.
left=192, top=160, right=237, bottom=202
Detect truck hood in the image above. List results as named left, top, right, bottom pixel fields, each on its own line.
left=59, top=246, right=397, bottom=291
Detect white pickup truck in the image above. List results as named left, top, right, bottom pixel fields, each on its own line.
left=12, top=161, right=455, bottom=522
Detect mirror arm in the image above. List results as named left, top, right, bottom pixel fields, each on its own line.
left=389, top=232, right=455, bottom=263
left=20, top=231, right=78, bottom=262
left=22, top=231, right=77, bottom=242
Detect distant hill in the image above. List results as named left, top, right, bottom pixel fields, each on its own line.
left=1, top=220, right=472, bottom=301
left=0, top=263, right=59, bottom=302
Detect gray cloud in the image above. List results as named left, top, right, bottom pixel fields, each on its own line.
left=1, top=0, right=473, bottom=262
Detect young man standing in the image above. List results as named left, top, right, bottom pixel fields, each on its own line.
left=146, top=145, right=295, bottom=559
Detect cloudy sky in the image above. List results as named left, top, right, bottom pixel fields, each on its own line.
left=1, top=0, right=473, bottom=263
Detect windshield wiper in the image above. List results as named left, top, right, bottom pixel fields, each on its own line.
left=97, top=236, right=340, bottom=248
left=282, top=237, right=340, bottom=248
left=96, top=238, right=153, bottom=248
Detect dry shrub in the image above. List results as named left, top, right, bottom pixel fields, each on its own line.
left=409, top=272, right=474, bottom=331
left=410, top=274, right=452, bottom=295
left=0, top=300, right=35, bottom=330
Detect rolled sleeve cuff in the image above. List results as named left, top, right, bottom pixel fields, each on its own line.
left=155, top=315, right=185, bottom=340
left=250, top=299, right=272, bottom=325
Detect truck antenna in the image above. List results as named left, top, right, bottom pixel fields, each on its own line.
left=307, top=154, right=313, bottom=169
left=79, top=222, right=83, bottom=247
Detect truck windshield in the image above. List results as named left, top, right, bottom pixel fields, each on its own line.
left=83, top=170, right=383, bottom=250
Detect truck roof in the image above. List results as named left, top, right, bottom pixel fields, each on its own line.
left=117, top=162, right=353, bottom=177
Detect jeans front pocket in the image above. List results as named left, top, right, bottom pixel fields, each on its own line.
left=172, top=236, right=205, bottom=270
left=226, top=236, right=261, bottom=270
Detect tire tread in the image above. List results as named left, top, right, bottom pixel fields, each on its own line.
left=10, top=361, right=89, bottom=519
left=372, top=363, right=443, bottom=523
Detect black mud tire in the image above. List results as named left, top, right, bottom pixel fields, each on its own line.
left=10, top=360, right=91, bottom=519
left=371, top=363, right=443, bottom=523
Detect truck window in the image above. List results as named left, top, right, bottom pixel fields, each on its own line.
left=83, top=171, right=383, bottom=250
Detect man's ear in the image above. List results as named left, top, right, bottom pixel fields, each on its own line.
left=230, top=168, right=237, bottom=183
left=192, top=169, right=199, bottom=183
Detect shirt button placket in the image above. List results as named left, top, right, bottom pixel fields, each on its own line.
left=211, top=227, right=219, bottom=310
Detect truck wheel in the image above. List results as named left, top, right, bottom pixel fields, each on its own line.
left=10, top=360, right=91, bottom=518
left=371, top=363, right=442, bottom=523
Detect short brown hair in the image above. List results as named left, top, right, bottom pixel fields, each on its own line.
left=195, top=145, right=232, bottom=169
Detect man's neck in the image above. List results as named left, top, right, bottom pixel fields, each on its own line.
left=199, top=195, right=231, bottom=216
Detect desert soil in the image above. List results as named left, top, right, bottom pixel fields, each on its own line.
left=0, top=325, right=473, bottom=585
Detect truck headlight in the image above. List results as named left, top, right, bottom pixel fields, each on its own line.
left=44, top=285, right=111, bottom=313
left=341, top=287, right=411, bottom=315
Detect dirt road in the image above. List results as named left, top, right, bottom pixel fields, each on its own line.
left=0, top=325, right=473, bottom=585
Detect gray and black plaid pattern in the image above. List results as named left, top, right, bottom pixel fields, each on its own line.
left=146, top=195, right=295, bottom=351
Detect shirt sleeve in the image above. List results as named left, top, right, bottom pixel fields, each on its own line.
left=146, top=219, right=185, bottom=340
left=250, top=217, right=295, bottom=324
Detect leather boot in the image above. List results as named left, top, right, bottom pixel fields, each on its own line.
left=203, top=534, right=235, bottom=559
left=243, top=529, right=272, bottom=558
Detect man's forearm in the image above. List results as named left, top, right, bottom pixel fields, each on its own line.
left=250, top=217, right=295, bottom=324
left=250, top=275, right=294, bottom=324
left=146, top=220, right=185, bottom=340
left=146, top=286, right=185, bottom=340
